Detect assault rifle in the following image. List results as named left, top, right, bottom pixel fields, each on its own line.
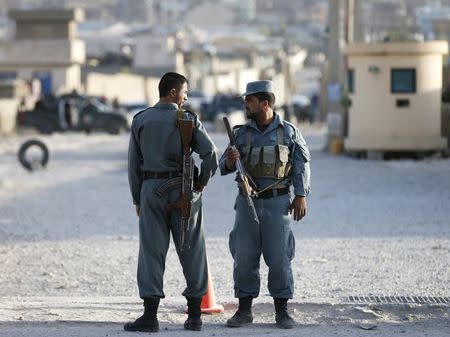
left=167, top=112, right=195, bottom=252
left=223, top=116, right=260, bottom=224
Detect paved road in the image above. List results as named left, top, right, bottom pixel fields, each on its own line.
left=0, top=127, right=448, bottom=336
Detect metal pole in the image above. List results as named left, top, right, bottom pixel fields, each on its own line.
left=326, top=0, right=347, bottom=148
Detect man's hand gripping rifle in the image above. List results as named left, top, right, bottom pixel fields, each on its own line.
left=223, top=116, right=260, bottom=224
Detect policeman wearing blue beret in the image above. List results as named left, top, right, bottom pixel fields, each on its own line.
left=220, top=80, right=311, bottom=329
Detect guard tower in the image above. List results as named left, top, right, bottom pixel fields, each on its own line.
left=344, top=41, right=449, bottom=156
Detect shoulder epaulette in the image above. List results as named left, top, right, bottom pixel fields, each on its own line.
left=176, top=109, right=197, bottom=120
left=132, top=107, right=149, bottom=119
left=176, top=109, right=198, bottom=128
left=183, top=109, right=197, bottom=118
left=232, top=124, right=249, bottom=139
left=282, top=120, right=297, bottom=132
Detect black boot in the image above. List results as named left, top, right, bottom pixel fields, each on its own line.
left=274, top=298, right=294, bottom=329
left=226, top=296, right=253, bottom=327
left=124, top=298, right=160, bottom=332
left=184, top=297, right=202, bottom=331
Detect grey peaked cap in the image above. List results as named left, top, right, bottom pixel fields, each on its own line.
left=241, top=80, right=274, bottom=97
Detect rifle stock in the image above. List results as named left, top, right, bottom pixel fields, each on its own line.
left=179, top=120, right=194, bottom=153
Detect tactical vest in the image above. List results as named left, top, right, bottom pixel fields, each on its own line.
left=241, top=124, right=292, bottom=180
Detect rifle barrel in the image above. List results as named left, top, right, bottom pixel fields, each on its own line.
left=223, top=116, right=260, bottom=224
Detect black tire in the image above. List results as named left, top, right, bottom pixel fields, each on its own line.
left=18, top=139, right=49, bottom=171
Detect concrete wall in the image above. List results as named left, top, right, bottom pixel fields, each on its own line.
left=51, top=66, right=82, bottom=94
left=9, top=8, right=84, bottom=40
left=86, top=72, right=161, bottom=105
left=85, top=69, right=284, bottom=108
left=236, top=68, right=259, bottom=94
left=211, top=58, right=248, bottom=74
left=201, top=68, right=260, bottom=96
left=344, top=42, right=448, bottom=151
left=16, top=22, right=72, bottom=40
left=0, top=65, right=81, bottom=95
left=145, top=77, right=160, bottom=105
left=65, top=65, right=82, bottom=93
left=86, top=72, right=147, bottom=104
left=200, top=72, right=235, bottom=95
left=270, top=73, right=287, bottom=107
left=0, top=98, right=18, bottom=134
left=0, top=38, right=85, bottom=95
left=0, top=8, right=85, bottom=96
left=0, top=39, right=85, bottom=65
left=134, top=35, right=177, bottom=69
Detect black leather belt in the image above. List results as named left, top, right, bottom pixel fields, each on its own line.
left=239, top=187, right=290, bottom=199
left=143, top=171, right=181, bottom=180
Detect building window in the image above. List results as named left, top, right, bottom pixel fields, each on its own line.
left=391, top=68, right=416, bottom=94
left=348, top=69, right=354, bottom=93
left=0, top=71, right=17, bottom=80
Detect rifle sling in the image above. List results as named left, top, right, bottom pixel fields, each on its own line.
left=166, top=111, right=195, bottom=212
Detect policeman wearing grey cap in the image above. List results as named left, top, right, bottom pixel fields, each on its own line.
left=219, top=80, right=311, bottom=329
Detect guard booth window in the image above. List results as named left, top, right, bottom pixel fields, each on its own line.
left=391, top=68, right=416, bottom=93
left=348, top=69, right=354, bottom=93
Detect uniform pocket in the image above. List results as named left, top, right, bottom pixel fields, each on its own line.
left=276, top=144, right=290, bottom=178
left=250, top=146, right=261, bottom=167
left=287, top=230, right=295, bottom=260
left=241, top=145, right=251, bottom=163
left=262, top=146, right=276, bottom=176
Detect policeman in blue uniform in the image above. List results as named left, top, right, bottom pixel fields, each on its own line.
left=220, top=80, right=311, bottom=329
left=126, top=72, right=218, bottom=332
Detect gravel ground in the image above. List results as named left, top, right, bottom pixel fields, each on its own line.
left=0, top=125, right=449, bottom=336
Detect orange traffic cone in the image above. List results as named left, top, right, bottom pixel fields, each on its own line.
left=200, top=261, right=224, bottom=314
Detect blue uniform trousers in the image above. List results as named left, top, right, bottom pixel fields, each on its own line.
left=137, top=178, right=208, bottom=299
left=229, top=193, right=295, bottom=299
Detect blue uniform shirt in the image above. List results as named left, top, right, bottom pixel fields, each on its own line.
left=219, top=113, right=311, bottom=196
left=128, top=102, right=218, bottom=205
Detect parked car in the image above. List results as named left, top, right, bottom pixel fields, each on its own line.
left=186, top=90, right=211, bottom=112
left=200, top=94, right=244, bottom=121
left=17, top=93, right=129, bottom=135
left=121, top=102, right=149, bottom=128
left=291, top=95, right=314, bottom=123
